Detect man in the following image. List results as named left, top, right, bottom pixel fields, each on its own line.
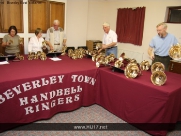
left=98, top=22, right=118, bottom=57
left=46, top=20, right=67, bottom=51
left=148, top=22, right=178, bottom=71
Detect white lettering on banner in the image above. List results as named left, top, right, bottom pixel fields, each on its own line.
left=12, top=85, right=21, bottom=95
left=24, top=94, right=80, bottom=115
left=32, top=80, right=41, bottom=89
left=71, top=75, right=96, bottom=85
left=57, top=75, right=64, bottom=83
left=49, top=76, right=57, bottom=84
left=42, top=102, right=49, bottom=110
left=35, top=104, right=39, bottom=112
left=30, top=95, right=38, bottom=103
left=22, top=82, right=32, bottom=92
left=19, top=97, right=28, bottom=106
left=19, top=86, right=82, bottom=106
left=49, top=91, right=56, bottom=99
left=64, top=88, right=70, bottom=95
left=0, top=95, right=5, bottom=104
left=41, top=78, right=49, bottom=86
left=58, top=98, right=64, bottom=105
left=40, top=93, right=48, bottom=101
left=3, top=89, right=14, bottom=99
left=0, top=75, right=96, bottom=105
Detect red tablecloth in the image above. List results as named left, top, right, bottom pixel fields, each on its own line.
left=1, top=56, right=181, bottom=136
left=96, top=66, right=181, bottom=136
left=0, top=55, right=98, bottom=131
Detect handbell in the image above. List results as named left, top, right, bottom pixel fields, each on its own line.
left=151, top=71, right=167, bottom=86
left=151, top=62, right=165, bottom=73
left=169, top=43, right=181, bottom=60
left=140, top=60, right=150, bottom=71
left=124, top=62, right=141, bottom=78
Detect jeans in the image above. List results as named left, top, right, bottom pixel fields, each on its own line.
left=106, top=46, right=117, bottom=58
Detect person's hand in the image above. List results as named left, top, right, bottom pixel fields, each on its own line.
left=50, top=46, right=53, bottom=50
left=149, top=53, right=155, bottom=60
left=98, top=49, right=102, bottom=54
left=63, top=43, right=66, bottom=46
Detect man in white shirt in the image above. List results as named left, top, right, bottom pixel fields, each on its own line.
left=99, top=22, right=118, bottom=58
left=46, top=20, right=67, bottom=52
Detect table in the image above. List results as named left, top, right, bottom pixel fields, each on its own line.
left=1, top=55, right=181, bottom=136
left=95, top=66, right=181, bottom=136
left=0, top=55, right=98, bottom=131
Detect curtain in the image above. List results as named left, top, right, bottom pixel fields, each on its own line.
left=116, top=7, right=146, bottom=46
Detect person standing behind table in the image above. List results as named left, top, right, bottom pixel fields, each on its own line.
left=98, top=22, right=118, bottom=58
left=2, top=26, right=23, bottom=55
left=148, top=22, right=178, bottom=71
left=28, top=28, right=53, bottom=53
left=45, top=20, right=67, bottom=52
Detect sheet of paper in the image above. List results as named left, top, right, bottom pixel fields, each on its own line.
left=49, top=58, right=62, bottom=61
left=0, top=61, right=9, bottom=65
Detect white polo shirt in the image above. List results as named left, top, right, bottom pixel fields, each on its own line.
left=102, top=29, right=117, bottom=46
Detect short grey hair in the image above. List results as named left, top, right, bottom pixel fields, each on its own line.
left=53, top=20, right=60, bottom=25
left=103, top=22, right=110, bottom=27
left=156, top=22, right=167, bottom=29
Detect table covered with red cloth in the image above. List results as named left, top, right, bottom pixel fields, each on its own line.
left=1, top=55, right=181, bottom=136
left=0, top=56, right=98, bottom=131
left=96, top=66, right=181, bottom=136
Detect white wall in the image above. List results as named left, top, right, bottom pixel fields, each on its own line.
left=67, top=0, right=181, bottom=61
left=66, top=0, right=89, bottom=48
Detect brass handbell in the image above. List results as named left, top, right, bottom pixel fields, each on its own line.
left=150, top=62, right=166, bottom=86
left=169, top=43, right=181, bottom=60
left=124, top=62, right=141, bottom=78
left=61, top=45, right=67, bottom=55
left=151, top=62, right=165, bottom=73
left=9, top=39, right=13, bottom=44
left=151, top=71, right=167, bottom=86
left=19, top=38, right=23, bottom=44
left=140, top=60, right=150, bottom=71
left=96, top=43, right=102, bottom=50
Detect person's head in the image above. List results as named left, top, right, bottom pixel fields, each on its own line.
left=35, top=28, right=42, bottom=38
left=53, top=20, right=60, bottom=30
left=8, top=26, right=17, bottom=37
left=156, top=22, right=167, bottom=38
left=103, top=22, right=110, bottom=34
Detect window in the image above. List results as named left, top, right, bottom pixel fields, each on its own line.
left=166, top=6, right=181, bottom=23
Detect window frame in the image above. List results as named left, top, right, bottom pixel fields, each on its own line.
left=166, top=6, right=181, bottom=23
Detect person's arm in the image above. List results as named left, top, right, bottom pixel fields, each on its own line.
left=63, top=39, right=67, bottom=46
left=45, top=41, right=53, bottom=50
left=102, top=42, right=117, bottom=49
left=148, top=46, right=154, bottom=60
left=2, top=35, right=10, bottom=47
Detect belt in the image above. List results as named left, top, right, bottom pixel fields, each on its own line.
left=155, top=55, right=169, bottom=58
left=54, top=43, right=60, bottom=45
left=107, top=46, right=117, bottom=49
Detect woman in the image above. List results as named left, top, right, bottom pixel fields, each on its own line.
left=2, top=26, right=23, bottom=55
left=28, top=28, right=53, bottom=53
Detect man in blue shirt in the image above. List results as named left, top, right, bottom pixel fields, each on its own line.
left=148, top=22, right=178, bottom=71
